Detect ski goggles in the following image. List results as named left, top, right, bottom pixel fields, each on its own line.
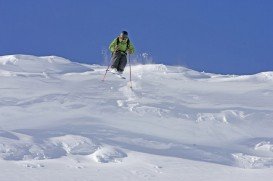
left=120, top=33, right=128, bottom=39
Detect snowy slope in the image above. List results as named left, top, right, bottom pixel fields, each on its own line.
left=1, top=55, right=273, bottom=181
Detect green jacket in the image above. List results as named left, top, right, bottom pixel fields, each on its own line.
left=109, top=37, right=135, bottom=54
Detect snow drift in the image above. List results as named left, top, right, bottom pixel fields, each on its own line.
left=1, top=54, right=273, bottom=181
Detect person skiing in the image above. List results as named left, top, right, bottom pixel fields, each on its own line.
left=109, top=31, right=135, bottom=75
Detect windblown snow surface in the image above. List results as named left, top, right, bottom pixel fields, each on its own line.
left=1, top=55, right=273, bottom=181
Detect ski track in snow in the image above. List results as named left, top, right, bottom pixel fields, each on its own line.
left=1, top=55, right=273, bottom=180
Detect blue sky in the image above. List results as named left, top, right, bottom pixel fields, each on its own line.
left=0, top=0, right=272, bottom=74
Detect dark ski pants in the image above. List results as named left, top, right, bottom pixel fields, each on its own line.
left=111, top=51, right=127, bottom=72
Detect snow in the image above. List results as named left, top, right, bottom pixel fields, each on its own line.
left=0, top=54, right=273, bottom=180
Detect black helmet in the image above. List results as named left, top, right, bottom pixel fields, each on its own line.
left=121, top=31, right=128, bottom=36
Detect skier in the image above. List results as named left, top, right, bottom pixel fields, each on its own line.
left=109, top=31, right=135, bottom=75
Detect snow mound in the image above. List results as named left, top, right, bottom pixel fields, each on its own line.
left=232, top=153, right=273, bottom=169
left=211, top=71, right=273, bottom=82
left=255, top=141, right=273, bottom=152
left=254, top=72, right=273, bottom=81
left=0, top=54, right=91, bottom=74
left=196, top=110, right=246, bottom=124
left=0, top=137, right=65, bottom=160
left=49, top=135, right=99, bottom=155
left=0, top=134, right=99, bottom=160
left=91, top=146, right=127, bottom=163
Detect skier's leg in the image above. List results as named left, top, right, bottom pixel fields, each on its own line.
left=117, top=54, right=127, bottom=72
left=111, top=52, right=122, bottom=69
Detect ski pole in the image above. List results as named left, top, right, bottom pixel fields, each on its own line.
left=128, top=54, right=133, bottom=89
left=102, top=58, right=112, bottom=81
left=102, top=46, right=120, bottom=81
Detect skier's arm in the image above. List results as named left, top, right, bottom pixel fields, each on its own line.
left=128, top=42, right=135, bottom=54
left=109, top=38, right=118, bottom=53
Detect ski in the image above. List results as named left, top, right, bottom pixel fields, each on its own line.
left=111, top=72, right=126, bottom=79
